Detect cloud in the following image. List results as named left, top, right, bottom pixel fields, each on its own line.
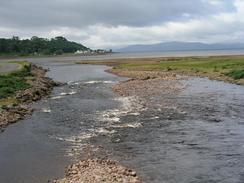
left=0, top=0, right=235, bottom=27
left=0, top=0, right=242, bottom=48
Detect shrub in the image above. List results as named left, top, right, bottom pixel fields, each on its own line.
left=226, top=70, right=244, bottom=80
left=0, top=65, right=31, bottom=99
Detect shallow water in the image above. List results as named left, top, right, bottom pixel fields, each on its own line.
left=0, top=60, right=244, bottom=183
left=0, top=63, right=124, bottom=183
left=90, top=77, right=244, bottom=183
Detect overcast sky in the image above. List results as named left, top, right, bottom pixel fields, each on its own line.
left=0, top=0, right=243, bottom=48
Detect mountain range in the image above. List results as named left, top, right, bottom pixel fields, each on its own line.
left=116, top=42, right=244, bottom=52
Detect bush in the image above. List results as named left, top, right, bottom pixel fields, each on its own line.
left=0, top=66, right=31, bottom=99
left=226, top=70, right=244, bottom=80
left=166, top=67, right=172, bottom=71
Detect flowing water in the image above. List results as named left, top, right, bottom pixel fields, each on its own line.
left=0, top=60, right=244, bottom=183
left=91, top=78, right=244, bottom=183
left=0, top=62, right=124, bottom=182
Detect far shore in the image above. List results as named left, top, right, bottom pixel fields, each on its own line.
left=0, top=52, right=113, bottom=60
left=1, top=49, right=244, bottom=63
left=77, top=55, right=244, bottom=85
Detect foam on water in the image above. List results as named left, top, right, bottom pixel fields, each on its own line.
left=149, top=116, right=160, bottom=120
left=97, top=97, right=137, bottom=123
left=41, top=108, right=52, bottom=113
left=53, top=133, right=95, bottom=143
left=52, top=96, right=144, bottom=157
left=112, top=122, right=143, bottom=129
left=84, top=80, right=115, bottom=84
left=129, top=112, right=140, bottom=116
left=88, top=128, right=117, bottom=135
left=69, top=91, right=77, bottom=95
left=51, top=96, right=64, bottom=100
left=96, top=96, right=144, bottom=131
left=60, top=90, right=77, bottom=96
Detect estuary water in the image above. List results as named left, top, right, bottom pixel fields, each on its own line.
left=0, top=62, right=124, bottom=182
left=0, top=53, right=244, bottom=182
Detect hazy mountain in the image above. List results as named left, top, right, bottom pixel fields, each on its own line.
left=117, top=42, right=244, bottom=52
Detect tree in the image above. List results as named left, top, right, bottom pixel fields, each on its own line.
left=0, top=36, right=89, bottom=55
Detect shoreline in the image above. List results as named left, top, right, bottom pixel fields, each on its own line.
left=0, top=64, right=59, bottom=130
left=54, top=157, right=141, bottom=183
left=78, top=55, right=244, bottom=85
left=0, top=52, right=113, bottom=60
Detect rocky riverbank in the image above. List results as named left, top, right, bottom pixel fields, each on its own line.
left=54, top=159, right=140, bottom=183
left=54, top=145, right=141, bottom=183
left=111, top=70, right=186, bottom=113
left=0, top=64, right=59, bottom=130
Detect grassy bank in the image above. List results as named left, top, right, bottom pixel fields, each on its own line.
left=78, top=55, right=244, bottom=84
left=0, top=62, right=32, bottom=106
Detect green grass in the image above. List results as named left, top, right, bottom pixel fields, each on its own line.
left=112, top=57, right=244, bottom=76
left=79, top=56, right=244, bottom=84
left=226, top=70, right=244, bottom=80
left=9, top=61, right=30, bottom=67
left=0, top=63, right=32, bottom=99
left=115, top=57, right=244, bottom=74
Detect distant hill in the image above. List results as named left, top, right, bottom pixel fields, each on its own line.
left=0, top=36, right=89, bottom=56
left=117, top=41, right=244, bottom=52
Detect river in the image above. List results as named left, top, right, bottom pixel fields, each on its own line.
left=0, top=62, right=124, bottom=182
left=0, top=55, right=244, bottom=182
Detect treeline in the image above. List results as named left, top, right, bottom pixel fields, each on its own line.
left=0, top=36, right=89, bottom=56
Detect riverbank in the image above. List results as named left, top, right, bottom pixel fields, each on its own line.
left=54, top=145, right=141, bottom=183
left=78, top=55, right=244, bottom=85
left=68, top=55, right=244, bottom=182
left=0, top=52, right=113, bottom=60
left=55, top=158, right=140, bottom=183
left=0, top=63, right=59, bottom=130
left=79, top=55, right=244, bottom=107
